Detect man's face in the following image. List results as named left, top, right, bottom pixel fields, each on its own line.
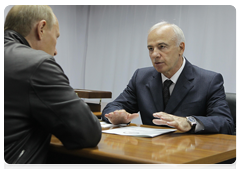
left=41, top=17, right=60, bottom=56
left=147, top=25, right=184, bottom=78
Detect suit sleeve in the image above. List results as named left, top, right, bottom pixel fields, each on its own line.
left=102, top=69, right=139, bottom=122
left=194, top=73, right=235, bottom=135
left=30, top=58, right=102, bottom=149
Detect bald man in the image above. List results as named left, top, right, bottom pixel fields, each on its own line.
left=102, top=21, right=234, bottom=135
left=4, top=5, right=101, bottom=164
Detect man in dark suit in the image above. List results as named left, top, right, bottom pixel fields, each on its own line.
left=102, top=21, right=234, bottom=134
left=4, top=5, right=101, bottom=163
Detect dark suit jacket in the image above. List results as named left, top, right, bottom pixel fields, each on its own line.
left=102, top=59, right=234, bottom=135
left=4, top=30, right=101, bottom=163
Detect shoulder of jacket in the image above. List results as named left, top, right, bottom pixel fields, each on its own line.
left=185, top=59, right=219, bottom=78
left=191, top=64, right=219, bottom=77
left=132, top=67, right=158, bottom=81
left=136, top=67, right=156, bottom=73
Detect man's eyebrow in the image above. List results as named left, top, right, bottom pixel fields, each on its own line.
left=147, top=45, right=152, bottom=48
left=158, top=42, right=168, bottom=46
left=147, top=42, right=168, bottom=48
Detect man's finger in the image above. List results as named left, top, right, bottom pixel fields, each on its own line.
left=152, top=119, right=168, bottom=125
left=128, top=113, right=139, bottom=120
left=153, top=112, right=167, bottom=118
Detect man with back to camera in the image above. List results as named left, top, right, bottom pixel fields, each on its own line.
left=102, top=21, right=234, bottom=135
left=4, top=5, right=102, bottom=164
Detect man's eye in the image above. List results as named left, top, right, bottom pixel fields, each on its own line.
left=148, top=47, right=153, bottom=51
left=160, top=45, right=165, bottom=49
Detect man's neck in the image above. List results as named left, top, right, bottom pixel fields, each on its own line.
left=163, top=56, right=183, bottom=79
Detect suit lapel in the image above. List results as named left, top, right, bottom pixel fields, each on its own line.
left=165, top=59, right=194, bottom=113
left=146, top=71, right=164, bottom=112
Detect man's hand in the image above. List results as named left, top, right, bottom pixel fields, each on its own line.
left=152, top=112, right=191, bottom=132
left=105, top=110, right=139, bottom=125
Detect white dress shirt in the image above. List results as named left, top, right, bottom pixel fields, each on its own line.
left=161, top=56, right=186, bottom=94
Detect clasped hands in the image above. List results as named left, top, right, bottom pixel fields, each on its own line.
left=105, top=110, right=191, bottom=132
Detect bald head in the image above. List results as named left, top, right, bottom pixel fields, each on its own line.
left=4, top=5, right=56, bottom=37
left=148, top=21, right=185, bottom=46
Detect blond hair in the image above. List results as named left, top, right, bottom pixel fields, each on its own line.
left=4, top=5, right=56, bottom=37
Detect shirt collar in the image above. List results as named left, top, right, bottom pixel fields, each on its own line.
left=161, top=56, right=186, bottom=84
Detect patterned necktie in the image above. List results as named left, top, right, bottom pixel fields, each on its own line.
left=163, top=79, right=173, bottom=108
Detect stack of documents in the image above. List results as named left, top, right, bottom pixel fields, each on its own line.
left=102, top=126, right=176, bottom=138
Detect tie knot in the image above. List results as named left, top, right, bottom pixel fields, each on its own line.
left=164, top=79, right=173, bottom=88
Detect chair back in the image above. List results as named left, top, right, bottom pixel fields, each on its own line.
left=225, top=93, right=236, bottom=135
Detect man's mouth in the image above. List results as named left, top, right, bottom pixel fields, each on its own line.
left=155, top=61, right=163, bottom=65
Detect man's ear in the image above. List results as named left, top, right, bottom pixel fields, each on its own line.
left=36, top=20, right=47, bottom=40
left=179, top=42, right=185, bottom=56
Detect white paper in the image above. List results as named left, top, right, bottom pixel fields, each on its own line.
left=100, top=121, right=128, bottom=128
left=102, top=126, right=176, bottom=138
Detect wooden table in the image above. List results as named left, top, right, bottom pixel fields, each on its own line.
left=92, top=112, right=102, bottom=117
left=49, top=124, right=236, bottom=164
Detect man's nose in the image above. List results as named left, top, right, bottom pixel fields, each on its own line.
left=152, top=48, right=161, bottom=58
left=54, top=49, right=57, bottom=56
